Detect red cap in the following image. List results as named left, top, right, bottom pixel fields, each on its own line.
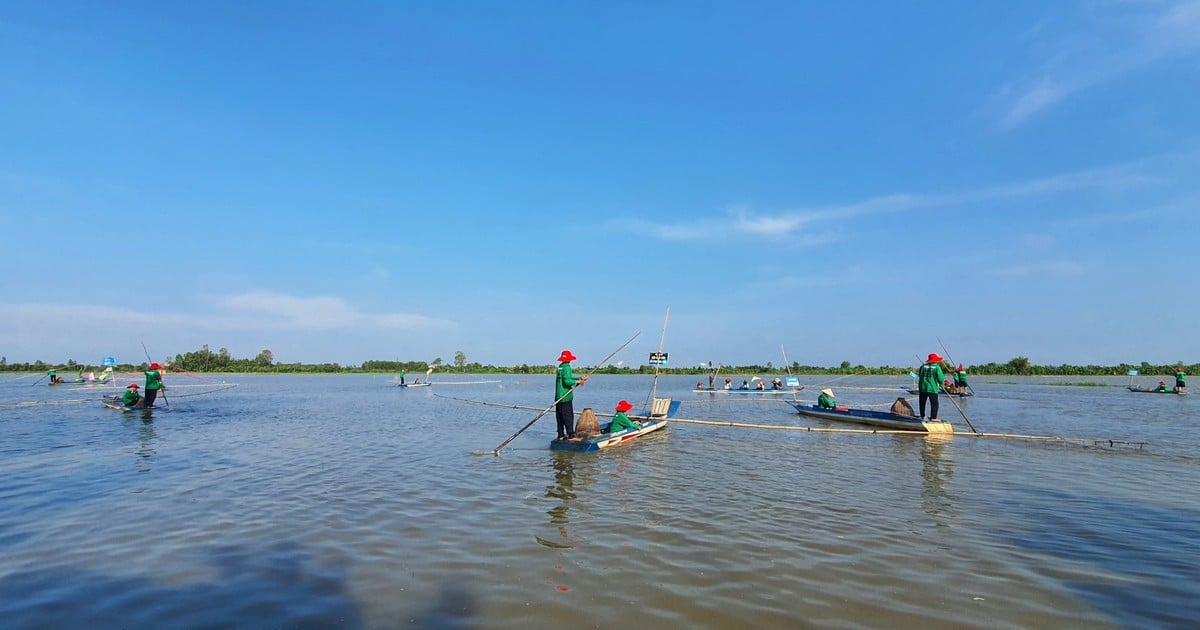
left=958, top=365, right=963, bottom=370
left=615, top=400, right=634, bottom=412
left=150, top=362, right=161, bottom=369
left=557, top=350, right=577, bottom=363
left=128, top=383, right=139, bottom=389
left=724, top=377, right=732, bottom=383
left=1160, top=381, right=1167, bottom=385
left=927, top=353, right=943, bottom=363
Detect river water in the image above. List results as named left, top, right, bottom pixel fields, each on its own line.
left=0, top=373, right=1196, bottom=628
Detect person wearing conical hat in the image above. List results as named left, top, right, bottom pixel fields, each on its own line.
left=918, top=353, right=946, bottom=419
left=817, top=388, right=837, bottom=410
left=554, top=350, right=588, bottom=441
left=608, top=399, right=640, bottom=433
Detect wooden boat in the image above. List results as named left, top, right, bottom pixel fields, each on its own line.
left=101, top=396, right=154, bottom=411
left=1127, top=386, right=1187, bottom=395
left=789, top=402, right=954, bottom=433
left=550, top=416, right=669, bottom=452
left=398, top=382, right=431, bottom=388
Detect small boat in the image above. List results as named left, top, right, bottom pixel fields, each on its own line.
left=398, top=382, right=431, bottom=388
left=1127, top=386, right=1186, bottom=395
left=550, top=416, right=669, bottom=452
left=101, top=396, right=154, bottom=411
left=789, top=402, right=954, bottom=433
left=693, top=387, right=797, bottom=395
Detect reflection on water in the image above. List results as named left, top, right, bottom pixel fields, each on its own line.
left=133, top=417, right=156, bottom=473
left=539, top=452, right=589, bottom=549
left=919, top=435, right=955, bottom=525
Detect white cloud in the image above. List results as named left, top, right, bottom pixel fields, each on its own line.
left=991, top=261, right=1086, bottom=277
left=993, top=0, right=1200, bottom=128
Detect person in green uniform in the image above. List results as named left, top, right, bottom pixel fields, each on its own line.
left=121, top=383, right=142, bottom=407
left=143, top=362, right=165, bottom=407
left=555, top=350, right=587, bottom=440
left=1153, top=380, right=1170, bottom=392
left=47, top=366, right=59, bottom=385
left=817, top=388, right=837, bottom=409
left=1175, top=366, right=1187, bottom=393
left=918, top=353, right=946, bottom=419
left=608, top=400, right=639, bottom=433
left=399, top=368, right=407, bottom=386
left=953, top=365, right=968, bottom=393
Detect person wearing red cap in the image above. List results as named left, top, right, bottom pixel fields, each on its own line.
left=608, top=400, right=640, bottom=433
left=953, top=364, right=968, bottom=394
left=554, top=350, right=587, bottom=440
left=1175, top=366, right=1187, bottom=393
left=121, top=384, right=142, bottom=407
left=143, top=362, right=165, bottom=407
left=917, top=353, right=946, bottom=419
left=1153, top=380, right=1170, bottom=393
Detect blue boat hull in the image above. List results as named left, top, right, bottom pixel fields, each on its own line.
left=790, top=403, right=953, bottom=433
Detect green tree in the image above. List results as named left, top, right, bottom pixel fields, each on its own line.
left=454, top=351, right=466, bottom=369
left=254, top=349, right=274, bottom=367
left=1007, top=356, right=1031, bottom=375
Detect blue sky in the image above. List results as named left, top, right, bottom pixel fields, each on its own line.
left=2, top=1, right=1198, bottom=369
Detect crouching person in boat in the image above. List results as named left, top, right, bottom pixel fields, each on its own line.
left=817, top=388, right=837, bottom=409
left=121, top=383, right=143, bottom=408
left=1153, top=380, right=1170, bottom=392
left=608, top=400, right=640, bottom=433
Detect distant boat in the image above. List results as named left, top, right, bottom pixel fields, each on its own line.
left=694, top=387, right=796, bottom=395
left=398, top=382, right=431, bottom=388
left=1127, top=386, right=1186, bottom=395
left=789, top=402, right=954, bottom=433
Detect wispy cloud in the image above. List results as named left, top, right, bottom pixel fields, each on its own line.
left=993, top=0, right=1200, bottom=128
left=215, top=291, right=456, bottom=330
left=0, top=292, right=456, bottom=338
left=990, top=261, right=1086, bottom=277
left=610, top=157, right=1170, bottom=243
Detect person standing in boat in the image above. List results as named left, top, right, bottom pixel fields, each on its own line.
left=399, top=368, right=407, bottom=386
left=1175, top=366, right=1187, bottom=393
left=608, top=399, right=639, bottom=433
left=143, top=362, right=165, bottom=407
left=817, top=388, right=837, bottom=409
left=953, top=365, right=968, bottom=393
left=918, top=353, right=946, bottom=420
left=47, top=366, right=59, bottom=385
left=708, top=363, right=717, bottom=390
left=555, top=350, right=587, bottom=441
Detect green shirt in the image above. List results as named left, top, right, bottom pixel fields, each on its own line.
left=555, top=363, right=577, bottom=403
left=1176, top=370, right=1187, bottom=385
left=122, top=389, right=141, bottom=406
left=918, top=363, right=945, bottom=394
left=609, top=411, right=638, bottom=433
left=817, top=393, right=837, bottom=409
left=955, top=368, right=967, bottom=385
left=144, top=369, right=163, bottom=390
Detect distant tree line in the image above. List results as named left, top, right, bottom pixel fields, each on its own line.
left=0, top=349, right=1191, bottom=378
